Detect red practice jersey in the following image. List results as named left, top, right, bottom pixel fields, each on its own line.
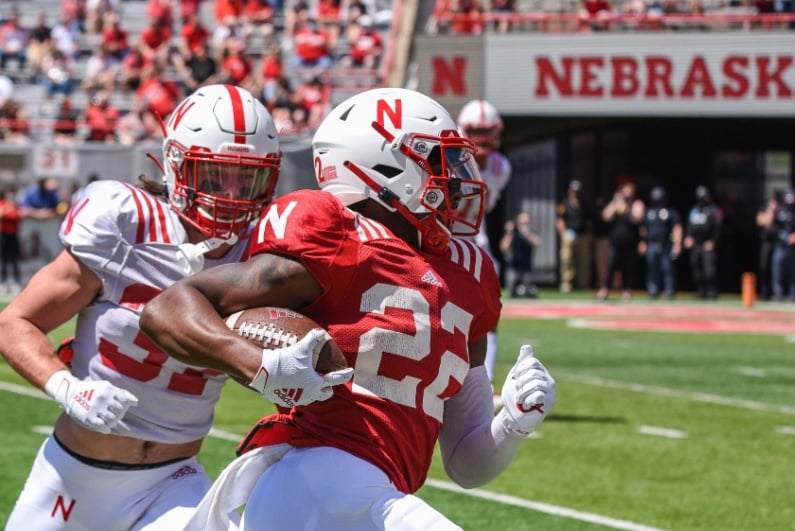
left=247, top=189, right=502, bottom=493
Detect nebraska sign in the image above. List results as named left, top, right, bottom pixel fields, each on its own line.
left=421, top=33, right=795, bottom=116
left=488, top=33, right=795, bottom=115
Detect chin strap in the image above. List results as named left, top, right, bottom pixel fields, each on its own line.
left=177, top=234, right=239, bottom=276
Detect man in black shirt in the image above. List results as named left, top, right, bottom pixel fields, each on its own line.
left=640, top=186, right=682, bottom=299
left=556, top=180, right=592, bottom=292
left=684, top=186, right=722, bottom=299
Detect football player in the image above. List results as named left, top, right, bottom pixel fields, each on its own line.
left=0, top=84, right=282, bottom=530
left=141, top=87, right=555, bottom=530
left=456, top=99, right=512, bottom=387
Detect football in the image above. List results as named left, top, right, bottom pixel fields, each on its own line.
left=224, top=307, right=348, bottom=374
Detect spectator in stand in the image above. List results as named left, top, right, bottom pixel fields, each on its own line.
left=218, top=38, right=257, bottom=93
left=269, top=75, right=299, bottom=131
left=283, top=0, right=311, bottom=47
left=136, top=63, right=182, bottom=121
left=117, top=98, right=159, bottom=145
left=60, top=0, right=87, bottom=34
left=84, top=90, right=121, bottom=143
left=491, top=0, right=517, bottom=33
left=450, top=0, right=485, bottom=35
left=119, top=42, right=153, bottom=93
left=316, top=0, right=343, bottom=49
left=51, top=9, right=82, bottom=61
left=292, top=74, right=326, bottom=128
left=0, top=185, right=22, bottom=292
left=683, top=185, right=722, bottom=299
left=211, top=15, right=245, bottom=66
left=346, top=0, right=370, bottom=21
left=501, top=212, right=542, bottom=298
left=242, top=0, right=276, bottom=47
left=175, top=11, right=210, bottom=62
left=53, top=97, right=81, bottom=144
left=259, top=43, right=283, bottom=105
left=292, top=18, right=333, bottom=71
left=147, top=0, right=176, bottom=30
left=26, top=11, right=53, bottom=77
left=0, top=82, right=30, bottom=144
left=214, top=0, right=245, bottom=25
left=597, top=181, right=644, bottom=301
left=0, top=11, right=30, bottom=72
left=85, top=0, right=120, bottom=35
left=39, top=48, right=75, bottom=100
left=579, top=0, right=612, bottom=31
left=19, top=178, right=61, bottom=219
left=173, top=41, right=218, bottom=92
left=139, top=16, right=173, bottom=67
left=82, top=45, right=120, bottom=95
left=342, top=15, right=382, bottom=69
left=180, top=0, right=205, bottom=23
left=100, top=12, right=130, bottom=62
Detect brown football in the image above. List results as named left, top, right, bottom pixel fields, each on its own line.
left=224, top=307, right=348, bottom=374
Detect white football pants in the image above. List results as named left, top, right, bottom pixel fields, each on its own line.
left=5, top=435, right=212, bottom=531
left=241, top=446, right=462, bottom=530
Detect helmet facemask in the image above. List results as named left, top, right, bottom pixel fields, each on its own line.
left=350, top=123, right=486, bottom=254
left=166, top=141, right=281, bottom=240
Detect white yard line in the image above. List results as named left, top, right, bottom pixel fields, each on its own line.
left=637, top=425, right=687, bottom=439
left=423, top=479, right=667, bottom=531
left=559, top=373, right=795, bottom=416
left=734, top=366, right=767, bottom=378
left=775, top=426, right=795, bottom=436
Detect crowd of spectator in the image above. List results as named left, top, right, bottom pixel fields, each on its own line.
left=431, top=0, right=795, bottom=34
left=0, top=0, right=389, bottom=144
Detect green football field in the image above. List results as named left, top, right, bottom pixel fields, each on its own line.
left=1, top=294, right=793, bottom=530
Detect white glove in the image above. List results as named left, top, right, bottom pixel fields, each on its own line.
left=45, top=370, right=139, bottom=434
left=248, top=328, right=354, bottom=408
left=498, top=345, right=555, bottom=437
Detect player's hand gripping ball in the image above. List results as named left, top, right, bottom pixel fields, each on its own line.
left=224, top=307, right=348, bottom=374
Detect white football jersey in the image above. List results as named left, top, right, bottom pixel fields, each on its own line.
left=59, top=180, right=250, bottom=444
left=464, top=151, right=512, bottom=249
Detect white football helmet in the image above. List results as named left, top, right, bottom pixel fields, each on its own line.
left=457, top=99, right=503, bottom=160
left=163, top=84, right=282, bottom=240
left=312, top=87, right=486, bottom=254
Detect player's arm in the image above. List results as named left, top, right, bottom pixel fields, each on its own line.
left=439, top=341, right=555, bottom=489
left=0, top=249, right=101, bottom=389
left=141, top=252, right=322, bottom=383
left=140, top=252, right=351, bottom=407
left=0, top=248, right=139, bottom=433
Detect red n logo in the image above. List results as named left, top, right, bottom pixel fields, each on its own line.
left=52, top=495, right=76, bottom=521
left=376, top=99, right=402, bottom=130
left=431, top=56, right=468, bottom=96
left=169, top=100, right=195, bottom=129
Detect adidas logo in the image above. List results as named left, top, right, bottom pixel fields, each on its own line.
left=274, top=388, right=303, bottom=407
left=421, top=270, right=442, bottom=287
left=73, top=389, right=94, bottom=411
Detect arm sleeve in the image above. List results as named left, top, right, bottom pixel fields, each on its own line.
left=439, top=365, right=526, bottom=489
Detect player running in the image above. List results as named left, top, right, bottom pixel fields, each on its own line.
left=0, top=84, right=282, bottom=530
left=141, top=87, right=555, bottom=530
